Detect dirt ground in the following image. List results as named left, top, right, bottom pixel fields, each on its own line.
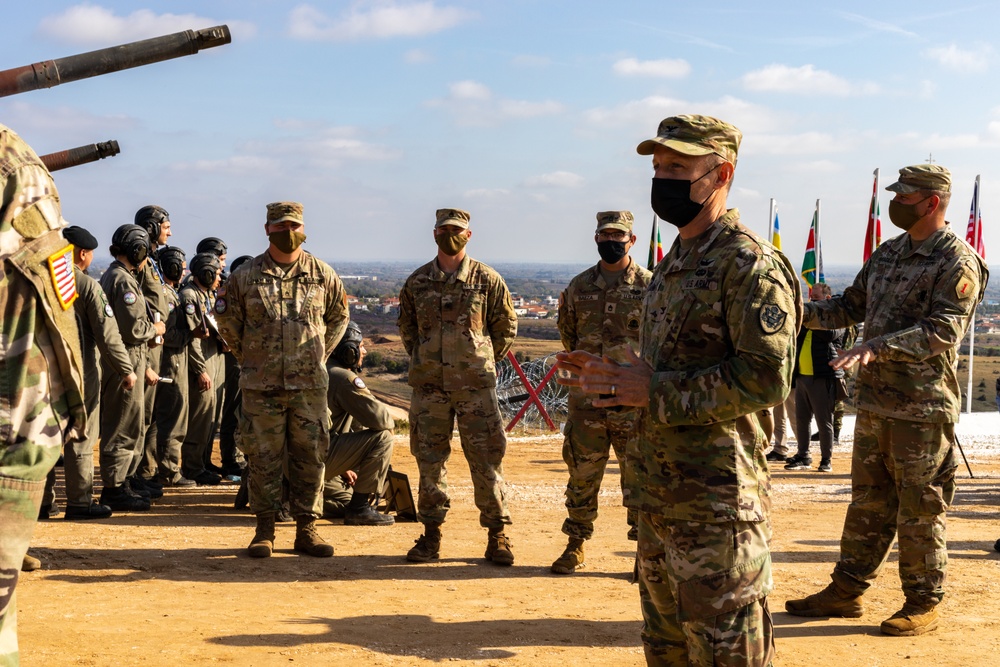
left=18, top=434, right=1000, bottom=667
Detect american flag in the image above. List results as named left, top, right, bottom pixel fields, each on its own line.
left=48, top=245, right=77, bottom=310
left=966, top=175, right=985, bottom=259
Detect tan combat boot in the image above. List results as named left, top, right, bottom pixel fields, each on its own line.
left=293, top=516, right=334, bottom=557
left=551, top=537, right=585, bottom=574
left=485, top=526, right=514, bottom=566
left=785, top=582, right=864, bottom=618
left=880, top=603, right=939, bottom=636
left=406, top=523, right=442, bottom=562
left=248, top=513, right=276, bottom=558
left=21, top=553, right=41, bottom=572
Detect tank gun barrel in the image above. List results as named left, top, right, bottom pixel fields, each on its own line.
left=0, top=25, right=231, bottom=98
left=39, top=140, right=121, bottom=172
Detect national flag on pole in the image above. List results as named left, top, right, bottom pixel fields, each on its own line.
left=864, top=169, right=881, bottom=262
left=647, top=215, right=663, bottom=270
left=770, top=210, right=782, bottom=251
left=966, top=175, right=985, bottom=259
left=801, top=201, right=823, bottom=287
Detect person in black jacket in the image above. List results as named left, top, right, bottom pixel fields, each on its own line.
left=785, top=283, right=846, bottom=472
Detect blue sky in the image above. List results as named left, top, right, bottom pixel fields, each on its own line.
left=2, top=1, right=998, bottom=269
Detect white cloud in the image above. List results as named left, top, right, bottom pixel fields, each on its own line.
left=427, top=81, right=565, bottom=126
left=38, top=5, right=255, bottom=44
left=837, top=12, right=917, bottom=38
left=288, top=2, right=471, bottom=41
left=742, top=64, right=878, bottom=96
left=788, top=160, right=844, bottom=174
left=924, top=43, right=992, bottom=73
left=613, top=57, right=690, bottom=79
left=512, top=55, right=551, bottom=67
left=524, top=171, right=584, bottom=188
left=748, top=132, right=853, bottom=155
left=464, top=188, right=511, bottom=198
left=404, top=48, right=433, bottom=64
left=175, top=156, right=276, bottom=173
left=583, top=94, right=784, bottom=135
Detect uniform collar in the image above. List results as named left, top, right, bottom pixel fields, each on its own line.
left=587, top=257, right=639, bottom=289
left=661, top=208, right=740, bottom=272
left=260, top=250, right=306, bottom=278
left=430, top=254, right=473, bottom=282
left=892, top=224, right=953, bottom=259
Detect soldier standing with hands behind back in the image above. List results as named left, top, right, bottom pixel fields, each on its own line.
left=786, top=164, right=988, bottom=637
left=559, top=115, right=800, bottom=665
left=551, top=210, right=651, bottom=575
left=398, top=208, right=518, bottom=565
left=216, top=202, right=349, bottom=559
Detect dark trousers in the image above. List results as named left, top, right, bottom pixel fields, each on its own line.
left=794, top=375, right=835, bottom=463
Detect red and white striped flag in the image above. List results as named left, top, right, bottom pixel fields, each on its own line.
left=966, top=175, right=985, bottom=259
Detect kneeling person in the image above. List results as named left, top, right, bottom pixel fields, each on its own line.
left=324, top=322, right=395, bottom=526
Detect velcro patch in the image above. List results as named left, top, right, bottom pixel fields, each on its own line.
left=184, top=303, right=196, bottom=315
left=123, top=291, right=137, bottom=305
left=955, top=269, right=978, bottom=300
left=47, top=245, right=77, bottom=310
left=353, top=377, right=366, bottom=389
left=759, top=303, right=787, bottom=334
left=215, top=298, right=227, bottom=314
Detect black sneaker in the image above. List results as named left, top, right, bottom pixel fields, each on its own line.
left=205, top=462, right=225, bottom=475
left=38, top=503, right=60, bottom=520
left=818, top=461, right=833, bottom=472
left=192, top=470, right=222, bottom=486
left=765, top=450, right=786, bottom=463
left=784, top=455, right=813, bottom=470
left=100, top=485, right=151, bottom=512
left=64, top=502, right=113, bottom=520
left=127, top=476, right=162, bottom=500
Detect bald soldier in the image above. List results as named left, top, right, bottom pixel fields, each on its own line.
left=398, top=208, right=518, bottom=565
left=559, top=115, right=800, bottom=665
left=786, top=165, right=988, bottom=637
left=0, top=123, right=87, bottom=663
left=551, top=210, right=651, bottom=575
left=216, top=202, right=349, bottom=559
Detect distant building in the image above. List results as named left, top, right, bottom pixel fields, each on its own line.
left=340, top=275, right=378, bottom=281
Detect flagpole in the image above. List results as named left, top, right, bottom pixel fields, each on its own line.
left=768, top=198, right=776, bottom=243
left=815, top=199, right=824, bottom=283
left=966, top=175, right=981, bottom=413
left=871, top=168, right=880, bottom=257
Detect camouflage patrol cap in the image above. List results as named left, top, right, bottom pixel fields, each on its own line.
left=595, top=211, right=634, bottom=234
left=435, top=208, right=470, bottom=229
left=636, top=114, right=742, bottom=163
left=885, top=164, right=952, bottom=194
left=266, top=201, right=304, bottom=225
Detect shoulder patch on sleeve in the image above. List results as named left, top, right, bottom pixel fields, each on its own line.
left=353, top=376, right=366, bottom=389
left=759, top=303, right=787, bottom=334
left=955, top=268, right=979, bottom=300
left=123, top=291, right=137, bottom=305
left=104, top=303, right=114, bottom=318
left=215, top=298, right=227, bottom=314
left=185, top=303, right=196, bottom=315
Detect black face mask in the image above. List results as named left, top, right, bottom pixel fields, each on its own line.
left=650, top=164, right=720, bottom=228
left=597, top=240, right=628, bottom=264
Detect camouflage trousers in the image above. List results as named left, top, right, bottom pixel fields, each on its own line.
left=182, top=352, right=221, bottom=480
left=99, top=345, right=147, bottom=488
left=153, top=346, right=189, bottom=482
left=637, top=512, right=774, bottom=667
left=136, top=344, right=162, bottom=479
left=240, top=388, right=328, bottom=518
left=409, top=386, right=511, bottom=529
left=561, top=405, right=636, bottom=540
left=830, top=410, right=957, bottom=607
left=0, top=384, right=63, bottom=665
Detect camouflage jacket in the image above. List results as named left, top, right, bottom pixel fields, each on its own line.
left=74, top=266, right=132, bottom=381
left=631, top=209, right=801, bottom=522
left=0, top=123, right=86, bottom=445
left=178, top=282, right=218, bottom=377
left=327, top=363, right=395, bottom=436
left=804, top=225, right=988, bottom=423
left=398, top=255, right=518, bottom=391
left=559, top=258, right=651, bottom=411
left=216, top=250, right=349, bottom=391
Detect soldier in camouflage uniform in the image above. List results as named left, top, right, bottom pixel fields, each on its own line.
left=179, top=252, right=224, bottom=486
left=134, top=206, right=171, bottom=491
left=786, top=165, right=988, bottom=637
left=40, top=226, right=134, bottom=520
left=0, top=123, right=87, bottom=664
left=398, top=208, right=518, bottom=565
left=323, top=321, right=395, bottom=526
left=551, top=210, right=651, bottom=575
left=216, top=202, right=349, bottom=559
left=99, top=224, right=166, bottom=511
left=560, top=115, right=800, bottom=666
left=152, top=246, right=196, bottom=487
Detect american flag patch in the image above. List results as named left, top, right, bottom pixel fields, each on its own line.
left=48, top=245, right=77, bottom=310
